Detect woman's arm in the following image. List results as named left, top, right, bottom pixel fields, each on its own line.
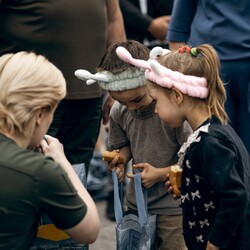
left=40, top=135, right=100, bottom=244
left=106, top=0, right=126, bottom=48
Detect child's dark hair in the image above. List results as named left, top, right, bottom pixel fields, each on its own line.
left=158, top=44, right=228, bottom=124
left=97, top=40, right=150, bottom=74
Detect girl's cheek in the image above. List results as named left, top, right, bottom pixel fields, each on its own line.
left=154, top=104, right=158, bottom=114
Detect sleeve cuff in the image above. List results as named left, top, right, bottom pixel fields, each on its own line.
left=167, top=29, right=190, bottom=43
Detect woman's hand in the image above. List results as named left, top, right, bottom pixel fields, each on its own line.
left=40, top=134, right=69, bottom=167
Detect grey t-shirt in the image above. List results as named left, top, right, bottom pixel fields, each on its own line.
left=108, top=101, right=192, bottom=215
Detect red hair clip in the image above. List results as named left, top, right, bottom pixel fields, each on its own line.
left=178, top=45, right=191, bottom=53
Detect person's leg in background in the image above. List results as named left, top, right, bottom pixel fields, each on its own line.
left=234, top=59, right=250, bottom=154
left=47, top=98, right=103, bottom=173
left=87, top=124, right=110, bottom=200
left=91, top=122, right=117, bottom=220
left=221, top=59, right=250, bottom=154
left=106, top=171, right=116, bottom=221
left=47, top=97, right=102, bottom=249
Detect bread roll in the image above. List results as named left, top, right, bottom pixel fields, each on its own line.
left=169, top=164, right=183, bottom=196
left=102, top=150, right=124, bottom=164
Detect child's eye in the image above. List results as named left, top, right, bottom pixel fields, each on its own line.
left=133, top=96, right=144, bottom=103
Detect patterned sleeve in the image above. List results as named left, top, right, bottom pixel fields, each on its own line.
left=191, top=135, right=248, bottom=246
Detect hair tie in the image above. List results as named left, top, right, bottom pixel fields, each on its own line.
left=190, top=47, right=198, bottom=57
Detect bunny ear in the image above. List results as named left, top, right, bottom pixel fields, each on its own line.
left=75, top=69, right=93, bottom=81
left=149, top=60, right=166, bottom=76
left=116, top=46, right=150, bottom=70
left=86, top=79, right=96, bottom=85
left=150, top=46, right=171, bottom=59
left=74, top=69, right=109, bottom=85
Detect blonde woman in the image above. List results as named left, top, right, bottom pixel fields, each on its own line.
left=0, top=52, right=100, bottom=250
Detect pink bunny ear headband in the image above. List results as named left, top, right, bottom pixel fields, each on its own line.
left=116, top=46, right=209, bottom=99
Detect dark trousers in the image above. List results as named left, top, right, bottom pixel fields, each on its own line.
left=221, top=58, right=250, bottom=154
left=47, top=98, right=103, bottom=172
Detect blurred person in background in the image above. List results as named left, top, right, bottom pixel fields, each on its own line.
left=0, top=0, right=126, bottom=174
left=120, top=0, right=174, bottom=48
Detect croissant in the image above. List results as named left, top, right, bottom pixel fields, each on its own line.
left=102, top=150, right=124, bottom=164
left=169, top=164, right=183, bottom=196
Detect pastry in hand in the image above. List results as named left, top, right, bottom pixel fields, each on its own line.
left=102, top=150, right=124, bottom=164
left=169, top=164, right=183, bottom=196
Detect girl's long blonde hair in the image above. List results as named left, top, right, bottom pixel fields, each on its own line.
left=0, top=51, right=66, bottom=139
left=159, top=44, right=228, bottom=124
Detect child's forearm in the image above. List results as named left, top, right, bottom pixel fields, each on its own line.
left=158, top=166, right=171, bottom=182
left=117, top=145, right=132, bottom=166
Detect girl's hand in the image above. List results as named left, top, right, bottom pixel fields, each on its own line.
left=206, top=241, right=220, bottom=250
left=127, top=163, right=165, bottom=189
left=165, top=173, right=179, bottom=199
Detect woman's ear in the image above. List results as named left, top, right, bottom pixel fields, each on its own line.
left=170, top=87, right=184, bottom=105
left=35, top=108, right=44, bottom=126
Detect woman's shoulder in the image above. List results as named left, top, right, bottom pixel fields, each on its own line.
left=0, top=138, right=64, bottom=189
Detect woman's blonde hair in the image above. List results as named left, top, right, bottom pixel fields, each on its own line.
left=0, top=51, right=66, bottom=139
left=158, top=44, right=228, bottom=124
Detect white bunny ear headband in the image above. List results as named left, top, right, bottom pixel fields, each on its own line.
left=74, top=47, right=174, bottom=92
left=74, top=68, right=146, bottom=92
left=116, top=46, right=208, bottom=99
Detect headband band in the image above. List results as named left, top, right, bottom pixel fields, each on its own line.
left=75, top=68, right=146, bottom=91
left=115, top=46, right=208, bottom=99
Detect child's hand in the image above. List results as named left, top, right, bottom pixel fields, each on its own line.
left=127, top=163, right=161, bottom=188
left=206, top=241, right=219, bottom=250
left=106, top=152, right=120, bottom=171
left=165, top=173, right=179, bottom=199
left=102, top=149, right=124, bottom=165
left=115, top=164, right=125, bottom=182
left=106, top=152, right=125, bottom=182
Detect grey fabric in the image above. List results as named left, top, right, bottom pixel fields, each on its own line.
left=108, top=101, right=192, bottom=215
